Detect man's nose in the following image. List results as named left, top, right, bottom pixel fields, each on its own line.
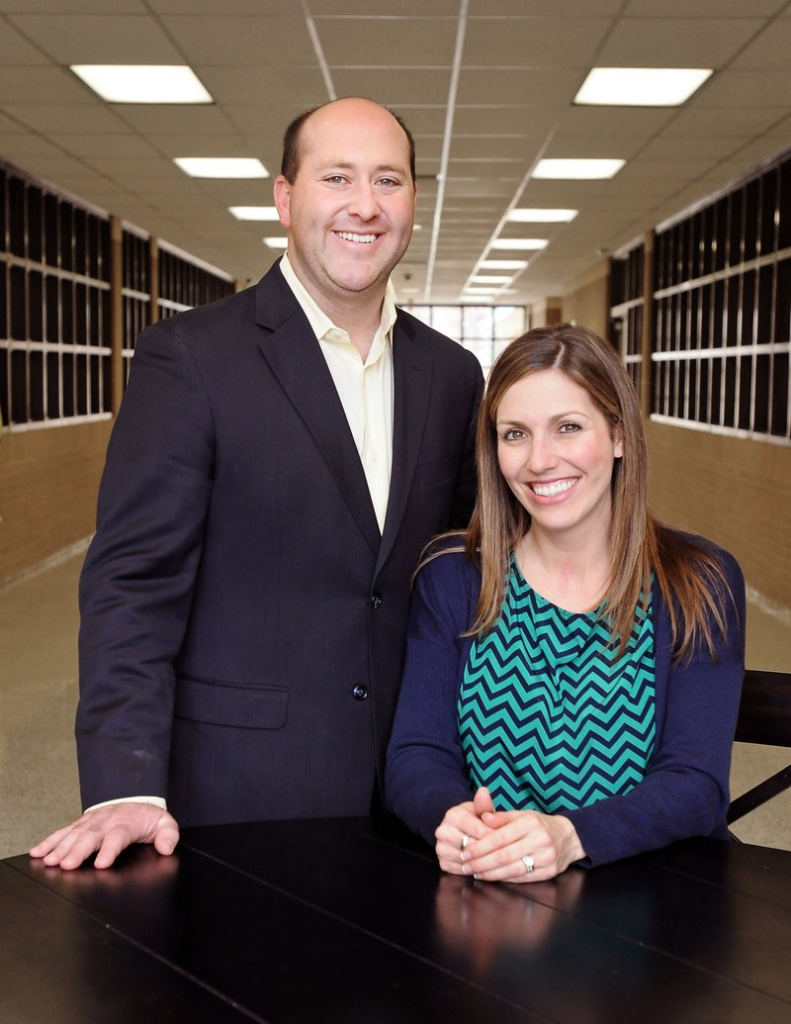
left=347, top=181, right=379, bottom=220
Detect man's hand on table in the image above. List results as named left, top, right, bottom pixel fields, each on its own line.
left=29, top=802, right=180, bottom=870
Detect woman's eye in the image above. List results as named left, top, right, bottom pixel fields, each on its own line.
left=502, top=429, right=524, bottom=441
left=558, top=422, right=581, bottom=434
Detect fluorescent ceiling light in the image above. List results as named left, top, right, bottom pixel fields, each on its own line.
left=490, top=239, right=548, bottom=251
left=480, top=260, right=529, bottom=270
left=472, top=275, right=512, bottom=284
left=175, top=158, right=269, bottom=179
left=230, top=206, right=280, bottom=221
left=71, top=65, right=212, bottom=104
left=263, top=237, right=288, bottom=249
left=465, top=287, right=500, bottom=294
left=575, top=67, right=712, bottom=107
left=507, top=209, right=578, bottom=223
left=534, top=159, right=624, bottom=180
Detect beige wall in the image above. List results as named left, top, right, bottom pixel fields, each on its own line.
left=0, top=422, right=110, bottom=586
left=560, top=260, right=609, bottom=338
left=530, top=296, right=563, bottom=329
left=647, top=422, right=791, bottom=614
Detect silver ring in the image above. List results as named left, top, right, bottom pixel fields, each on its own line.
left=521, top=854, right=535, bottom=875
left=460, top=834, right=470, bottom=851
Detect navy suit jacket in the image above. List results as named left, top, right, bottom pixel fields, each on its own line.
left=76, top=262, right=484, bottom=826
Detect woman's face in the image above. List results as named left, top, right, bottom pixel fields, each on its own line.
left=495, top=368, right=623, bottom=542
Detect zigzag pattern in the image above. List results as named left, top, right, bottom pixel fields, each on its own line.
left=458, top=563, right=656, bottom=814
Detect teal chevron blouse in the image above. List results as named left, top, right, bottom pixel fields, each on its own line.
left=458, top=559, right=656, bottom=814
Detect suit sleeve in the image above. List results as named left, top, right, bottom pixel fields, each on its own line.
left=384, top=550, right=478, bottom=843
left=564, top=549, right=746, bottom=866
left=76, top=319, right=215, bottom=809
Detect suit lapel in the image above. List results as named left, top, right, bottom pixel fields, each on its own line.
left=377, top=312, right=432, bottom=574
left=254, top=265, right=381, bottom=557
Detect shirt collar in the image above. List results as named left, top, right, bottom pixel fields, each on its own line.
left=279, top=252, right=397, bottom=344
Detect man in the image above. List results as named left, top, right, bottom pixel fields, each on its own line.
left=31, top=98, right=483, bottom=869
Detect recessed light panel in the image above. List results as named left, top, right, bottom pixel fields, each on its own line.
left=71, top=65, right=212, bottom=104
left=533, top=159, right=624, bottom=180
left=490, top=239, right=549, bottom=251
left=575, top=67, right=712, bottom=107
left=175, top=158, right=269, bottom=179
left=229, top=207, right=280, bottom=221
left=507, top=209, right=578, bottom=223
left=263, top=237, right=288, bottom=249
left=480, top=260, right=529, bottom=270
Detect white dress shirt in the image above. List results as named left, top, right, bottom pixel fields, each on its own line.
left=279, top=253, right=395, bottom=532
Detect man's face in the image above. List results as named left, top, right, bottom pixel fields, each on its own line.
left=274, top=99, right=416, bottom=311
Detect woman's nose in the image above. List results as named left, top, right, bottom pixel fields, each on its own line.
left=527, top=435, right=558, bottom=474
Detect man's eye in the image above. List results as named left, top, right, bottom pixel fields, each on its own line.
left=326, top=175, right=347, bottom=185
left=378, top=177, right=399, bottom=187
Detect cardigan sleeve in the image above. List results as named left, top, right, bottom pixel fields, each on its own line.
left=563, top=546, right=746, bottom=866
left=384, top=548, right=479, bottom=843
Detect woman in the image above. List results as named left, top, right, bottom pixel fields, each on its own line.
left=385, top=324, right=745, bottom=883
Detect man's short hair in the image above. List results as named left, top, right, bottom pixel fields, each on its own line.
left=280, top=99, right=416, bottom=186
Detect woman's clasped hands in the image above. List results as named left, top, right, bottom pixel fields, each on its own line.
left=435, top=786, right=586, bottom=883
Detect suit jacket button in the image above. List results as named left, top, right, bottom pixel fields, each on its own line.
left=370, top=593, right=383, bottom=609
left=353, top=684, right=369, bottom=701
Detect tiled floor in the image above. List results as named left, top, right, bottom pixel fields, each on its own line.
left=1, top=552, right=789, bottom=860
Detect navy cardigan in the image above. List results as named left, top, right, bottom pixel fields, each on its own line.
left=384, top=539, right=746, bottom=867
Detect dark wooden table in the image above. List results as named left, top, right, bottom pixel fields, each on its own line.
left=3, top=817, right=791, bottom=1023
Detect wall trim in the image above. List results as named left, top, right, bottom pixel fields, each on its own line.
left=746, top=585, right=791, bottom=629
left=1, top=536, right=92, bottom=592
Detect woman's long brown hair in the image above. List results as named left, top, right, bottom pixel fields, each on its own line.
left=437, top=324, right=730, bottom=660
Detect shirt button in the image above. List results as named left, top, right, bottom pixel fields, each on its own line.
left=352, top=684, right=369, bottom=701
left=370, top=593, right=383, bottom=609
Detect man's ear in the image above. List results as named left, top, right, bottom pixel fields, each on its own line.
left=273, top=175, right=292, bottom=228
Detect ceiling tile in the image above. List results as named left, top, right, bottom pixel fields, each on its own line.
left=456, top=68, right=582, bottom=107
left=468, top=0, right=623, bottom=14
left=693, top=70, right=791, bottom=107
left=161, top=15, right=315, bottom=65
left=462, top=16, right=611, bottom=67
left=52, top=133, right=161, bottom=158
left=624, top=0, right=785, bottom=15
left=556, top=106, right=677, bottom=136
left=318, top=17, right=457, bottom=65
left=110, top=104, right=240, bottom=135
left=0, top=16, right=50, bottom=63
left=331, top=68, right=451, bottom=104
left=596, top=18, right=767, bottom=66
left=0, top=66, right=96, bottom=103
left=0, top=102, right=132, bottom=133
left=730, top=18, right=791, bottom=69
left=198, top=66, right=327, bottom=107
left=663, top=106, right=790, bottom=137
left=637, top=135, right=749, bottom=161
left=8, top=14, right=183, bottom=63
left=452, top=106, right=558, bottom=135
